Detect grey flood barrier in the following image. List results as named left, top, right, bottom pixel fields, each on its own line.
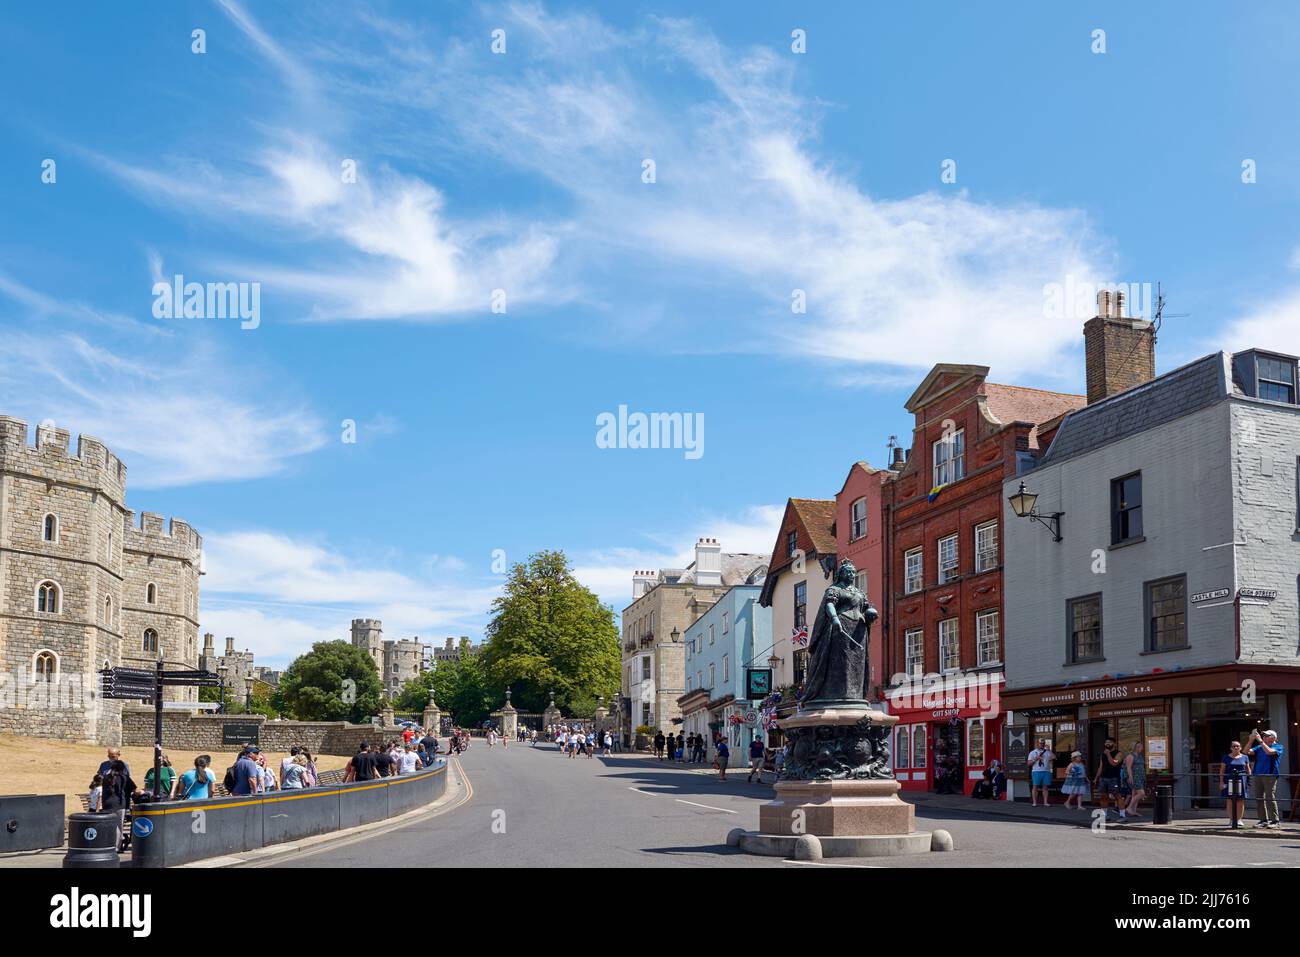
left=127, top=761, right=448, bottom=868
left=0, top=794, right=65, bottom=853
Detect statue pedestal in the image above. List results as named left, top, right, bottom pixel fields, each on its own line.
left=734, top=705, right=949, bottom=860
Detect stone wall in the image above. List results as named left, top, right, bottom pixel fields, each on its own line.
left=122, top=708, right=382, bottom=755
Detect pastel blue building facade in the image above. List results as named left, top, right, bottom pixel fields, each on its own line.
left=679, top=584, right=772, bottom=764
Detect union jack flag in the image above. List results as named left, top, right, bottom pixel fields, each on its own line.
left=791, top=624, right=809, bottom=647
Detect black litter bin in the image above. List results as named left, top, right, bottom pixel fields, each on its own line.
left=63, top=811, right=122, bottom=868
left=1153, top=784, right=1174, bottom=825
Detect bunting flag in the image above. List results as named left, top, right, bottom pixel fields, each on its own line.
left=927, top=484, right=948, bottom=503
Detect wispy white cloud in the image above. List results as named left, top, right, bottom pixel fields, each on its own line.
left=201, top=529, right=497, bottom=665
left=83, top=1, right=1109, bottom=380
left=0, top=312, right=327, bottom=487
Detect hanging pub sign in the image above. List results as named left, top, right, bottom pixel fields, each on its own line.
left=745, top=668, right=773, bottom=700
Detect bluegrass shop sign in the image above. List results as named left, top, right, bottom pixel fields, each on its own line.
left=222, top=721, right=261, bottom=746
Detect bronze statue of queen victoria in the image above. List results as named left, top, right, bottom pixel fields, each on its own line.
left=802, top=559, right=879, bottom=707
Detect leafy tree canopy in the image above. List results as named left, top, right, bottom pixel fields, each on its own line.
left=479, top=550, right=619, bottom=715
left=273, top=640, right=382, bottom=723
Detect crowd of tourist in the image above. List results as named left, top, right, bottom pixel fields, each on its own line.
left=1022, top=729, right=1286, bottom=828
left=550, top=723, right=612, bottom=757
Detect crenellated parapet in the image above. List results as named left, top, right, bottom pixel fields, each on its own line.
left=123, top=509, right=203, bottom=562
left=0, top=415, right=127, bottom=504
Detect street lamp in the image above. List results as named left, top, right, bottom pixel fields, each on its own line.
left=670, top=627, right=680, bottom=643
left=1008, top=481, right=1063, bottom=542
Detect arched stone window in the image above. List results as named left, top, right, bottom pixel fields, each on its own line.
left=146, top=583, right=157, bottom=605
left=36, top=580, right=61, bottom=614
left=34, top=650, right=58, bottom=682
left=143, top=628, right=159, bottom=654
left=103, top=594, right=113, bottom=626
left=42, top=513, right=59, bottom=543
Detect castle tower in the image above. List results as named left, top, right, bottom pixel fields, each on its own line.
left=351, top=618, right=384, bottom=675
left=0, top=415, right=205, bottom=744
left=121, top=510, right=203, bottom=705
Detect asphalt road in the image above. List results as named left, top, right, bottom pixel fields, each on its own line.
left=263, top=742, right=1300, bottom=868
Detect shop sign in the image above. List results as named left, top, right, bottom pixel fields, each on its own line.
left=1003, top=724, right=1030, bottom=779
left=745, top=668, right=772, bottom=699
left=1089, top=701, right=1166, bottom=719
left=1238, top=588, right=1278, bottom=601
left=930, top=708, right=961, bottom=720
left=1025, top=706, right=1074, bottom=718
left=1191, top=588, right=1230, bottom=603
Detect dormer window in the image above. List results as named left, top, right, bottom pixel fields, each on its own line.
left=1257, top=354, right=1296, bottom=403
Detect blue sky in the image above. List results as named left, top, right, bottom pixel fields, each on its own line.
left=2, top=2, right=1298, bottom=666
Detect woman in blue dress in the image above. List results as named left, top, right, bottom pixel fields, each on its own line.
left=1220, top=740, right=1251, bottom=828
left=1061, top=751, right=1090, bottom=809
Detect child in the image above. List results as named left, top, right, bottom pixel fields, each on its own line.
left=88, top=773, right=103, bottom=812
left=1061, top=751, right=1089, bottom=809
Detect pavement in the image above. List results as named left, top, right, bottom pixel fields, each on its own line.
left=906, top=790, right=1300, bottom=838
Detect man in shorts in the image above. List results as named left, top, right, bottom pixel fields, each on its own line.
left=1027, top=738, right=1054, bottom=807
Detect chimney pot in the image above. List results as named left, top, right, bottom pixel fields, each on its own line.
left=1083, top=294, right=1156, bottom=404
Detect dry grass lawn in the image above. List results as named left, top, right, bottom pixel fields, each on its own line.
left=0, top=734, right=350, bottom=817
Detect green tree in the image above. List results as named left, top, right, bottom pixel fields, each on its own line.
left=394, top=670, right=435, bottom=713
left=200, top=680, right=279, bottom=717
left=479, top=550, right=619, bottom=715
left=431, top=656, right=493, bottom=726
left=273, top=640, right=382, bottom=722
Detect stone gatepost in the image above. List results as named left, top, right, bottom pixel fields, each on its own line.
left=499, top=688, right=518, bottom=739
left=541, top=689, right=562, bottom=731
left=380, top=704, right=395, bottom=729
left=593, top=696, right=609, bottom=734
left=422, top=689, right=441, bottom=734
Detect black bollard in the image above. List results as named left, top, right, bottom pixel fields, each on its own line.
left=1153, top=784, right=1173, bottom=825
left=63, top=811, right=122, bottom=868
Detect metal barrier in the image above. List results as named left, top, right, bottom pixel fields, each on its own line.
left=1156, top=772, right=1298, bottom=818
left=0, top=793, right=65, bottom=853
left=127, top=761, right=448, bottom=868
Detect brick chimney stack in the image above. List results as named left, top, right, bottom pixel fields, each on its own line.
left=1083, top=290, right=1156, bottom=404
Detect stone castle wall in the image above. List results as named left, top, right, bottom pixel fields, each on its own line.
left=0, top=416, right=201, bottom=744
left=121, top=708, right=381, bottom=755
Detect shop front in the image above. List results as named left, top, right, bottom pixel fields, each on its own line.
left=890, top=704, right=1004, bottom=795
left=1003, top=665, right=1300, bottom=805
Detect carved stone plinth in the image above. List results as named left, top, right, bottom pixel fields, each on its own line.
left=756, top=706, right=916, bottom=841
left=759, top=778, right=914, bottom=837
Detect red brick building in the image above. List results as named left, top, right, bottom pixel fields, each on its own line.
left=884, top=364, right=1084, bottom=793
left=833, top=462, right=889, bottom=702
